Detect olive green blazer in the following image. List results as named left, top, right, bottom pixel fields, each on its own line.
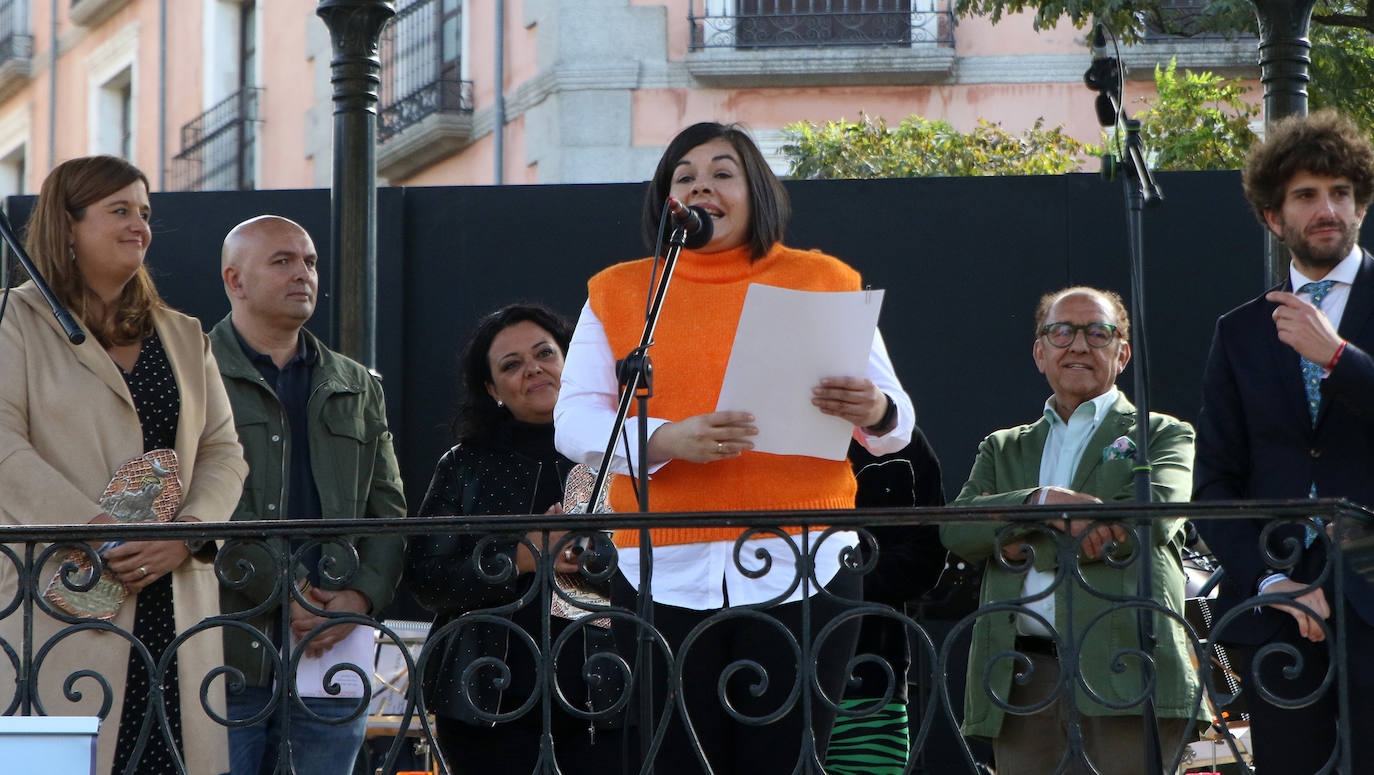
left=940, top=393, right=1203, bottom=740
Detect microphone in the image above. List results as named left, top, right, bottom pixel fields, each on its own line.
left=665, top=196, right=714, bottom=249
left=1090, top=22, right=1108, bottom=58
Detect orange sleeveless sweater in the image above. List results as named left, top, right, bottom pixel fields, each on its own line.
left=587, top=242, right=860, bottom=547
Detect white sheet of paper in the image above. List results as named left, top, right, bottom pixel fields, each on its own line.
left=715, top=284, right=884, bottom=460
left=293, top=624, right=375, bottom=699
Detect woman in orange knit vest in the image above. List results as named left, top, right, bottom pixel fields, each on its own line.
left=554, top=122, right=915, bottom=773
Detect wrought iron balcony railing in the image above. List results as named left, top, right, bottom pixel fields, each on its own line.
left=1, top=500, right=1369, bottom=774
left=378, top=0, right=474, bottom=144
left=0, top=0, right=30, bottom=65
left=689, top=0, right=955, bottom=50
left=168, top=87, right=262, bottom=193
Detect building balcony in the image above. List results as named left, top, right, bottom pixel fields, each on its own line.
left=0, top=500, right=1369, bottom=772
left=168, top=87, right=262, bottom=192
left=685, top=0, right=956, bottom=86
left=377, top=0, right=475, bottom=181
left=69, top=0, right=132, bottom=27
left=376, top=76, right=474, bottom=181
left=0, top=0, right=32, bottom=103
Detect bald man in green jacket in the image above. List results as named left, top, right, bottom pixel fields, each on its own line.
left=940, top=287, right=1204, bottom=775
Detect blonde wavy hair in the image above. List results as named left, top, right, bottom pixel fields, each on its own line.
left=23, top=155, right=164, bottom=347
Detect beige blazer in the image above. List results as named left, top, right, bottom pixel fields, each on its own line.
left=0, top=282, right=246, bottom=774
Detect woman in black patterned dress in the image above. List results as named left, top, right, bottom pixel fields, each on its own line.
left=406, top=303, right=623, bottom=774
left=0, top=156, right=246, bottom=774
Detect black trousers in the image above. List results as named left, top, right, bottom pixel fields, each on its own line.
left=435, top=712, right=623, bottom=775
left=1226, top=601, right=1374, bottom=775
left=611, top=569, right=863, bottom=775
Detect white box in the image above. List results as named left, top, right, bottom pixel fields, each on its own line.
left=0, top=716, right=99, bottom=775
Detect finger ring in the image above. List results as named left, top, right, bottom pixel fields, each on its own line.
left=138, top=566, right=148, bottom=578
left=716, top=442, right=726, bottom=454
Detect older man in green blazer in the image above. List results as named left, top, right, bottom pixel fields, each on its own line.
left=940, top=286, right=1203, bottom=775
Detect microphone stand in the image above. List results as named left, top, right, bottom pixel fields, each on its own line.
left=1117, top=115, right=1167, bottom=775
left=1088, top=30, right=1166, bottom=774
left=0, top=208, right=85, bottom=344
left=584, top=219, right=695, bottom=772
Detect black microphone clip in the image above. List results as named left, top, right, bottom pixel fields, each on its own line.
left=1083, top=22, right=1122, bottom=128
left=664, top=197, right=714, bottom=250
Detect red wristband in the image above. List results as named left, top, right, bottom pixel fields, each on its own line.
left=1327, top=340, right=1348, bottom=371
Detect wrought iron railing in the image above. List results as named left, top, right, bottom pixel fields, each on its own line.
left=2, top=500, right=1369, bottom=774
left=378, top=0, right=474, bottom=143
left=0, top=0, right=31, bottom=66
left=167, top=87, right=262, bottom=192
left=688, top=0, right=955, bottom=50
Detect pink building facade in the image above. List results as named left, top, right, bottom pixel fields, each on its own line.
left=0, top=0, right=1259, bottom=197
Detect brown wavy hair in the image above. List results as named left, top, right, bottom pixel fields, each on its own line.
left=1242, top=109, right=1374, bottom=226
left=23, top=155, right=163, bottom=346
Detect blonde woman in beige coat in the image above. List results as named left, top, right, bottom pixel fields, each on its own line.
left=0, top=156, right=246, bottom=774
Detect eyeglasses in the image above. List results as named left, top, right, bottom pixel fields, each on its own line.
left=1039, top=322, right=1120, bottom=349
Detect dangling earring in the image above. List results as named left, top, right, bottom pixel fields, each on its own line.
left=68, top=246, right=76, bottom=263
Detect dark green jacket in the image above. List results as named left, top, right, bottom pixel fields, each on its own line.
left=209, top=315, right=407, bottom=686
left=940, top=393, right=1202, bottom=740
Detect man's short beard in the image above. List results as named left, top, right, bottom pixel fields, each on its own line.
left=1282, top=219, right=1359, bottom=270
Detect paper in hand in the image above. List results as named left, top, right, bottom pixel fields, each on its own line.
left=293, top=624, right=376, bottom=699
left=715, top=284, right=884, bottom=460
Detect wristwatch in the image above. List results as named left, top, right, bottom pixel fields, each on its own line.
left=862, top=394, right=897, bottom=435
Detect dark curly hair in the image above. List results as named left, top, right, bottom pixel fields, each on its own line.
left=1033, top=286, right=1131, bottom=342
left=1242, top=109, right=1374, bottom=226
left=452, top=303, right=573, bottom=445
left=641, top=122, right=790, bottom=261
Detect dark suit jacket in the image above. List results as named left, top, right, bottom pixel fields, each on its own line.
left=1193, top=250, right=1374, bottom=643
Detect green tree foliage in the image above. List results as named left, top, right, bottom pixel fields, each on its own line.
left=952, top=0, right=1255, bottom=44
left=954, top=0, right=1374, bottom=42
left=953, top=1, right=1374, bottom=137
left=1310, top=21, right=1374, bottom=134
left=781, top=115, right=1094, bottom=179
left=1123, top=60, right=1259, bottom=170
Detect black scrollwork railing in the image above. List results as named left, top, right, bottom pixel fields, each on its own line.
left=1, top=500, right=1368, bottom=774
left=688, top=0, right=955, bottom=50
left=167, top=87, right=263, bottom=192
left=0, top=0, right=32, bottom=67
left=378, top=0, right=474, bottom=143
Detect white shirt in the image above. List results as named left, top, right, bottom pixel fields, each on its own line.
left=554, top=300, right=915, bottom=609
left=1018, top=388, right=1120, bottom=637
left=1290, top=245, right=1361, bottom=334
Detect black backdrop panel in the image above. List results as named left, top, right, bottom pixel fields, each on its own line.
left=3, top=170, right=1338, bottom=508
left=398, top=182, right=646, bottom=499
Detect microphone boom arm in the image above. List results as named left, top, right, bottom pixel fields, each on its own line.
left=0, top=207, right=85, bottom=344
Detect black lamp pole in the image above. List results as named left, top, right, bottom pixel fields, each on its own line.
left=315, top=0, right=395, bottom=367
left=1251, top=0, right=1319, bottom=286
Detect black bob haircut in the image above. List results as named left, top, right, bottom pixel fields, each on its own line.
left=640, top=122, right=791, bottom=261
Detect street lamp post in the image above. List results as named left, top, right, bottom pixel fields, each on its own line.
left=1251, top=0, right=1319, bottom=285
left=316, top=0, right=395, bottom=367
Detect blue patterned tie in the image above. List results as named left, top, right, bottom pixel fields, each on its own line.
left=1298, top=280, right=1336, bottom=423
left=1299, top=280, right=1336, bottom=545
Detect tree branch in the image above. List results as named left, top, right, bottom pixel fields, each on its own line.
left=1313, top=2, right=1374, bottom=32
